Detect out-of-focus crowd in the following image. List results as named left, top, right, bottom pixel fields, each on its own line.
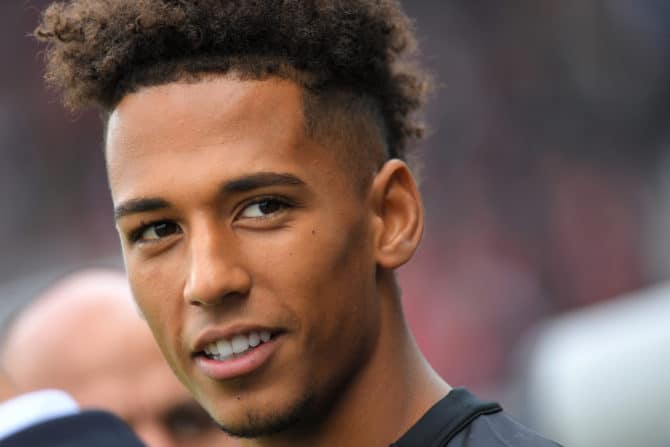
left=2, top=0, right=670, bottom=401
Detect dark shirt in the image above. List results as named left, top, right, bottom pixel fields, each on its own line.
left=0, top=411, right=145, bottom=447
left=391, top=388, right=560, bottom=447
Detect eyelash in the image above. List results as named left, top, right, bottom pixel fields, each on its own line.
left=128, top=220, right=177, bottom=243
left=237, top=195, right=296, bottom=219
left=127, top=196, right=297, bottom=244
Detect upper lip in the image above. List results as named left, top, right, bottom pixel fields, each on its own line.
left=191, top=324, right=281, bottom=355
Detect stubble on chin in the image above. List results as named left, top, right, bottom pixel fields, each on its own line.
left=216, top=391, right=317, bottom=439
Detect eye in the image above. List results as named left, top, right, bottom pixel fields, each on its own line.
left=239, top=198, right=288, bottom=219
left=131, top=221, right=182, bottom=242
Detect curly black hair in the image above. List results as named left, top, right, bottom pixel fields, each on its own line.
left=35, top=0, right=430, bottom=163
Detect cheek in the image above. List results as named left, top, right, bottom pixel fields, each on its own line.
left=253, top=216, right=378, bottom=342
left=126, top=249, right=181, bottom=307
left=311, top=221, right=375, bottom=302
left=247, top=224, right=372, bottom=302
left=125, top=256, right=184, bottom=355
left=288, top=232, right=381, bottom=393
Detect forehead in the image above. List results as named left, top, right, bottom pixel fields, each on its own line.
left=105, top=76, right=355, bottom=202
left=106, top=75, right=304, bottom=161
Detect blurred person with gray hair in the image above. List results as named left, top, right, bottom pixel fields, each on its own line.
left=0, top=268, right=236, bottom=447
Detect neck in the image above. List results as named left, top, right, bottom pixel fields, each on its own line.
left=243, top=272, right=450, bottom=447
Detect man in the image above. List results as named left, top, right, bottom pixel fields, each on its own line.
left=24, top=1, right=559, bottom=445
left=0, top=269, right=234, bottom=447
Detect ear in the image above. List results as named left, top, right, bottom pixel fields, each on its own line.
left=370, top=159, right=424, bottom=269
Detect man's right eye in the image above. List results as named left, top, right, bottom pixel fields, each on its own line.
left=131, top=221, right=182, bottom=243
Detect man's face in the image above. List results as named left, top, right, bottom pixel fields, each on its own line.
left=107, top=76, right=383, bottom=436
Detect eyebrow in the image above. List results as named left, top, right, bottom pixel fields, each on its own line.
left=114, top=172, right=305, bottom=220
left=114, top=197, right=171, bottom=221
left=221, top=172, right=305, bottom=194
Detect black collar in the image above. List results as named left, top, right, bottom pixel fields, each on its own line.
left=391, top=388, right=502, bottom=447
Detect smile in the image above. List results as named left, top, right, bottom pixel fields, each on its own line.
left=194, top=328, right=282, bottom=380
left=203, top=330, right=272, bottom=361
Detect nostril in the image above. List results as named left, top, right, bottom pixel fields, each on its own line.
left=188, top=296, right=204, bottom=306
left=186, top=290, right=249, bottom=308
left=183, top=265, right=252, bottom=306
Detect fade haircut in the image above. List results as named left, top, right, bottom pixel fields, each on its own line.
left=35, top=0, right=430, bottom=181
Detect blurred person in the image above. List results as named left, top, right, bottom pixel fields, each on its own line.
left=0, top=269, right=235, bottom=447
left=522, top=282, right=670, bottom=447
left=31, top=1, right=559, bottom=446
left=0, top=365, right=145, bottom=447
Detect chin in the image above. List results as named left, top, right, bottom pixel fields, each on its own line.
left=215, top=391, right=317, bottom=439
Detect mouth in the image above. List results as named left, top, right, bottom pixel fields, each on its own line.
left=198, top=330, right=274, bottom=361
left=192, top=329, right=283, bottom=380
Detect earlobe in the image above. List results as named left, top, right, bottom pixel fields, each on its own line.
left=370, top=160, right=424, bottom=269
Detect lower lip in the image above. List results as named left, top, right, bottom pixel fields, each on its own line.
left=194, top=337, right=280, bottom=381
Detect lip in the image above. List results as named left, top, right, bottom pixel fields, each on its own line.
left=194, top=336, right=281, bottom=380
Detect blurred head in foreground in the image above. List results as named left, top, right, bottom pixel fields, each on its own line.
left=1, top=268, right=234, bottom=447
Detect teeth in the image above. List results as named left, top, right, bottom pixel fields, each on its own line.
left=203, top=330, right=273, bottom=360
left=217, top=340, right=233, bottom=359
left=205, top=342, right=218, bottom=357
left=248, top=332, right=260, bottom=347
left=232, top=335, right=250, bottom=354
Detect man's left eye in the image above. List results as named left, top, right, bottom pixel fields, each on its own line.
left=240, top=199, right=286, bottom=218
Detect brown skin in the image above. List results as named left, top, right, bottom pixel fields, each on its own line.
left=0, top=368, right=16, bottom=403
left=2, top=270, right=234, bottom=447
left=107, top=75, right=449, bottom=447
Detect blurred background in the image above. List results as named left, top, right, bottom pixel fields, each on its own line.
left=2, top=1, right=670, bottom=446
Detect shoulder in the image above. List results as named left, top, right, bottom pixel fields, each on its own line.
left=449, top=410, right=561, bottom=447
left=393, top=388, right=560, bottom=447
left=0, top=411, right=145, bottom=447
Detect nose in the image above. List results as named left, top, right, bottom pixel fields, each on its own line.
left=183, top=221, right=251, bottom=306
